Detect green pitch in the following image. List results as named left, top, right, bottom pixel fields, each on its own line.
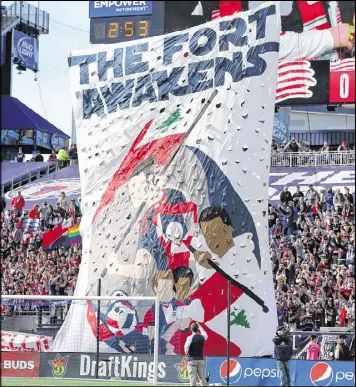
left=1, top=378, right=155, bottom=386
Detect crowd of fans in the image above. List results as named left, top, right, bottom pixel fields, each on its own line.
left=271, top=138, right=353, bottom=154
left=271, top=138, right=354, bottom=167
left=270, top=185, right=355, bottom=331
left=0, top=145, right=78, bottom=164
left=1, top=191, right=82, bottom=313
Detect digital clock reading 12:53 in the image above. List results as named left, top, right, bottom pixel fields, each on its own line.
left=90, top=15, right=163, bottom=44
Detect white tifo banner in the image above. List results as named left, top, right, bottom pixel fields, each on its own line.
left=53, top=2, right=280, bottom=357
left=1, top=331, right=52, bottom=352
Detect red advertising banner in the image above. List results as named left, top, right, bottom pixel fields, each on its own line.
left=1, top=352, right=40, bottom=377
left=329, top=60, right=355, bottom=103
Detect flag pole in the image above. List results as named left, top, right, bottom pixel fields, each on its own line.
left=227, top=280, right=231, bottom=386
left=95, top=278, right=101, bottom=379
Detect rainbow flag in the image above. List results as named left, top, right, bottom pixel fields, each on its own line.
left=68, top=224, right=81, bottom=245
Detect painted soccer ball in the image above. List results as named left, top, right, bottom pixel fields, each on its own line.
left=106, top=301, right=138, bottom=335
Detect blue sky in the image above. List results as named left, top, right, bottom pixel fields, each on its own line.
left=4, top=1, right=93, bottom=137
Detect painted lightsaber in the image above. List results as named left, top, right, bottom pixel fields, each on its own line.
left=188, top=245, right=269, bottom=313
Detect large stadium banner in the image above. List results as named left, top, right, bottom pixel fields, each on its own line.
left=54, top=2, right=280, bottom=357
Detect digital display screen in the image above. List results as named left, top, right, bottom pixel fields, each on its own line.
left=90, top=18, right=151, bottom=43
left=89, top=2, right=164, bottom=44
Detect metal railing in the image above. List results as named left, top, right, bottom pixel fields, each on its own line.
left=271, top=151, right=355, bottom=168
left=1, top=161, right=65, bottom=194
left=1, top=1, right=49, bottom=35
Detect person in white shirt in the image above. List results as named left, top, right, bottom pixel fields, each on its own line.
left=184, top=322, right=208, bottom=386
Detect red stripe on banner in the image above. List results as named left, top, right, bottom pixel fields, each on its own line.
left=330, top=59, right=355, bottom=67
left=331, top=66, right=355, bottom=73
left=278, top=70, right=311, bottom=82
left=276, top=83, right=311, bottom=94
left=276, top=74, right=313, bottom=83
left=276, top=91, right=311, bottom=101
left=212, top=10, right=220, bottom=20
left=278, top=61, right=310, bottom=70
left=330, top=63, right=355, bottom=71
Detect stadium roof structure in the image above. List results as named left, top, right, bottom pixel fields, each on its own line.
left=1, top=95, right=69, bottom=139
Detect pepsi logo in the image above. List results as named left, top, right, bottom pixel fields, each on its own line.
left=310, top=362, right=334, bottom=386
left=220, top=359, right=242, bottom=384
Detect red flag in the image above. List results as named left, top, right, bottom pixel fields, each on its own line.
left=93, top=120, right=185, bottom=222
left=42, top=225, right=69, bottom=250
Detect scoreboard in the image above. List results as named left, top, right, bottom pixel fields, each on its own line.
left=89, top=1, right=164, bottom=44
left=89, top=1, right=218, bottom=44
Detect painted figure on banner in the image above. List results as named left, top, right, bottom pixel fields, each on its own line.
left=86, top=300, right=151, bottom=354
left=92, top=141, right=268, bottom=356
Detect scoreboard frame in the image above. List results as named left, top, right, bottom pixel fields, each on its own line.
left=89, top=1, right=164, bottom=44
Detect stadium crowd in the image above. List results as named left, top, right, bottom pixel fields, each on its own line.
left=270, top=185, right=355, bottom=331
left=271, top=138, right=352, bottom=154
left=270, top=138, right=354, bottom=167
left=1, top=191, right=82, bottom=312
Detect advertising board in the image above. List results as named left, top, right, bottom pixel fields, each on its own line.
left=89, top=1, right=153, bottom=18
left=207, top=357, right=355, bottom=386
left=1, top=129, right=34, bottom=146
left=269, top=167, right=355, bottom=203
left=12, top=29, right=39, bottom=71
left=273, top=107, right=291, bottom=146
left=39, top=353, right=187, bottom=383
left=1, top=352, right=40, bottom=377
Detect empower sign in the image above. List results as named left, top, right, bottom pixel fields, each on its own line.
left=89, top=1, right=152, bottom=18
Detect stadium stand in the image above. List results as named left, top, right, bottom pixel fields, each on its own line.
left=3, top=164, right=81, bottom=209
left=1, top=162, right=54, bottom=193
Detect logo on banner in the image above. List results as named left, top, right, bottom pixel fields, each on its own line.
left=220, top=359, right=243, bottom=384
left=174, top=357, right=189, bottom=382
left=12, top=30, right=38, bottom=71
left=310, top=363, right=334, bottom=386
left=17, top=37, right=35, bottom=62
left=49, top=354, right=70, bottom=377
left=5, top=179, right=81, bottom=201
